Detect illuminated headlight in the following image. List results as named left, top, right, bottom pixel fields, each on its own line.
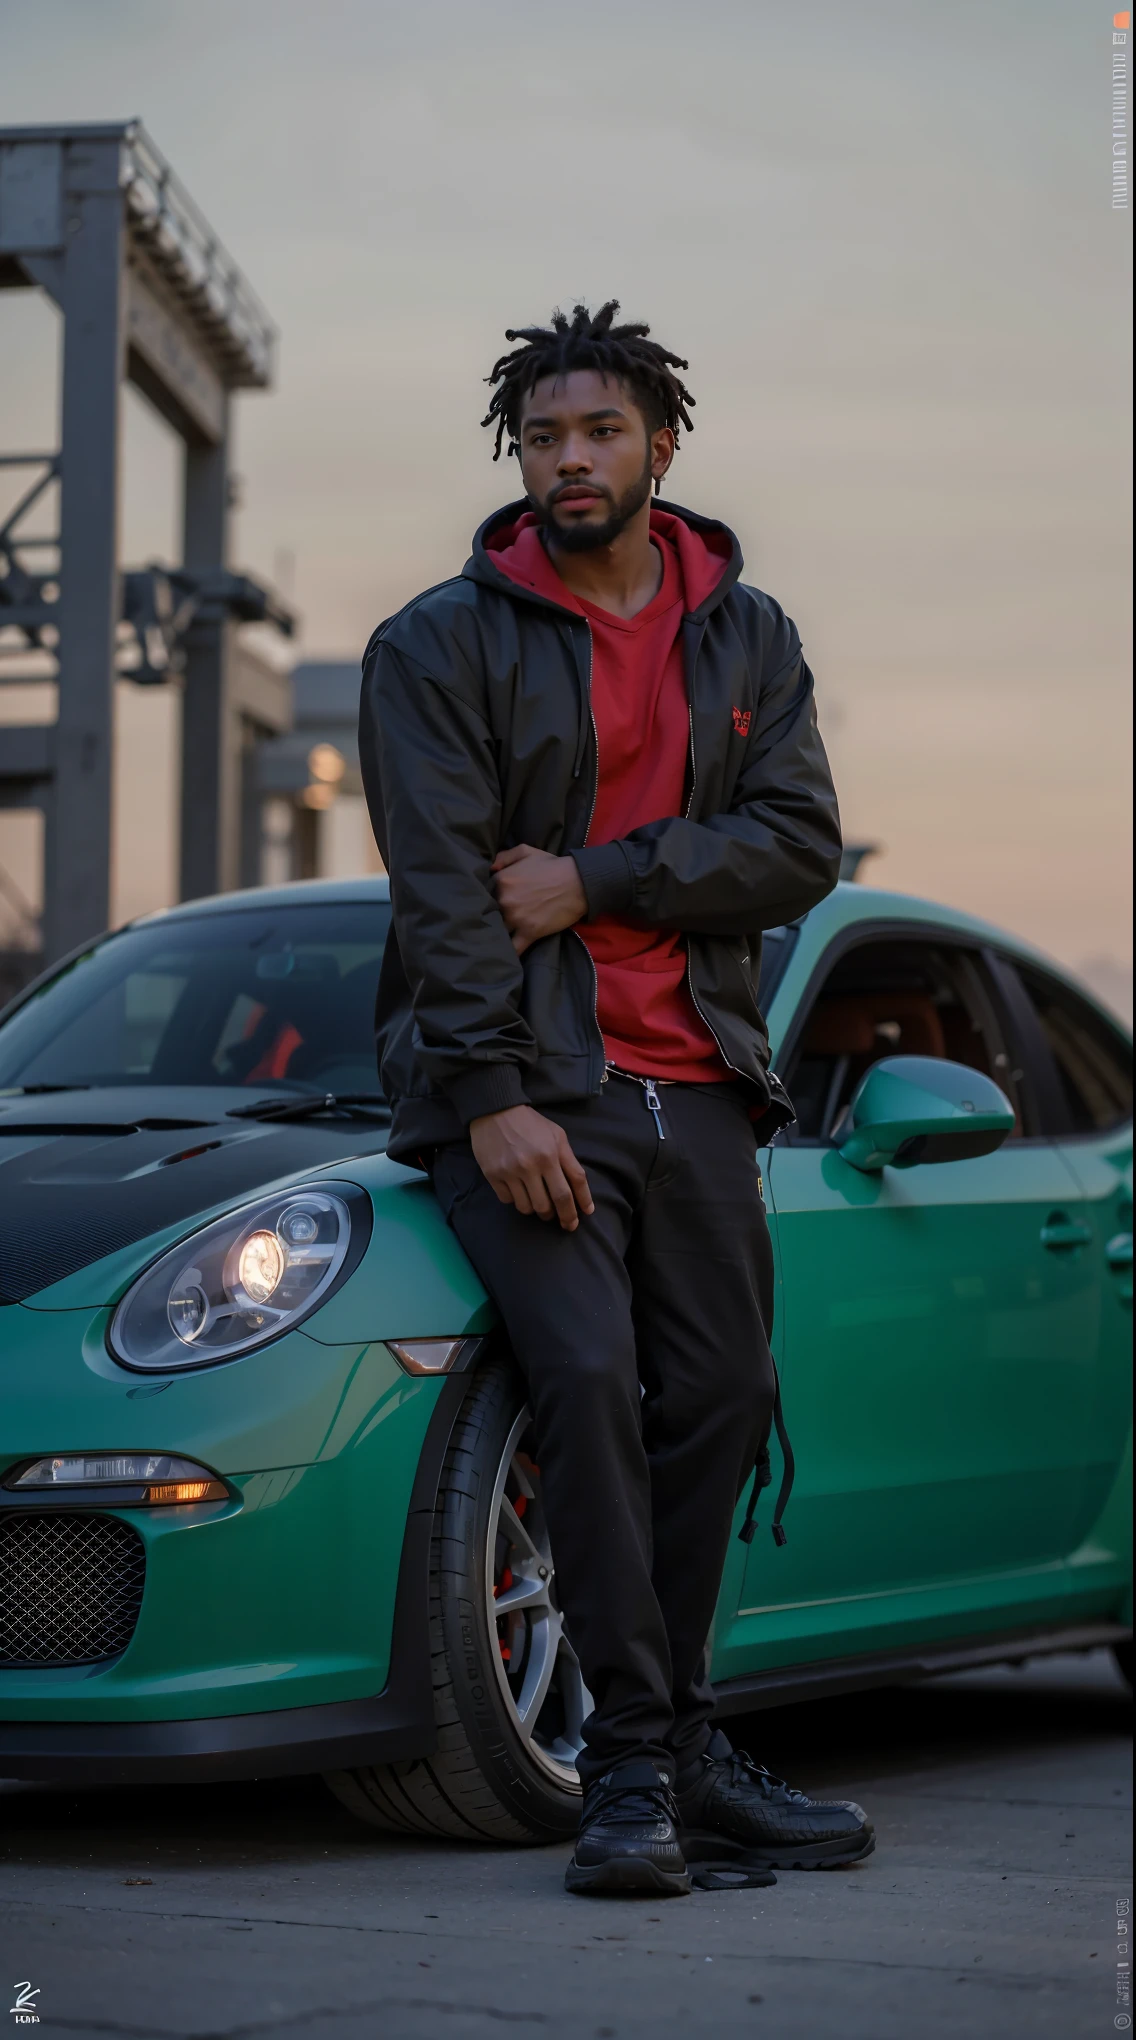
left=109, top=1185, right=360, bottom=1371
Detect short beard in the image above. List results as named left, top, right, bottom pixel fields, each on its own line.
left=532, top=451, right=654, bottom=555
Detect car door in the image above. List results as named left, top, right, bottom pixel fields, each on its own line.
left=990, top=955, right=1133, bottom=1554
left=741, top=926, right=1099, bottom=1641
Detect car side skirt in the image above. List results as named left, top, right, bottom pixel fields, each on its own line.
left=1, top=1617, right=1128, bottom=1786
left=710, top=1619, right=1132, bottom=1718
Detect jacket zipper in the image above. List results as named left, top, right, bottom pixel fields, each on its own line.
left=572, top=622, right=607, bottom=1087
left=683, top=697, right=697, bottom=821
left=681, top=635, right=747, bottom=1082
left=685, top=958, right=747, bottom=1082
left=580, top=622, right=599, bottom=841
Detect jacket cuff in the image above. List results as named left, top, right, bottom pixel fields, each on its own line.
left=570, top=842, right=635, bottom=918
left=446, top=1062, right=530, bottom=1126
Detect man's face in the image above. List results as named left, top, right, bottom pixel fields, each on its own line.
left=517, top=369, right=674, bottom=552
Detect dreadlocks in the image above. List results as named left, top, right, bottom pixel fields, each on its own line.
left=481, top=301, right=696, bottom=478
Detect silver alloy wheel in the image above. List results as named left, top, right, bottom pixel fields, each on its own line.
left=485, top=1407, right=591, bottom=1789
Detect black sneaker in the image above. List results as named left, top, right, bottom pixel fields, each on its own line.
left=676, top=1741, right=874, bottom=1871
left=565, top=1759, right=692, bottom=1897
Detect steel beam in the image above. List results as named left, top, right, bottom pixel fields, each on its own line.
left=127, top=259, right=227, bottom=447
left=43, top=133, right=125, bottom=960
left=179, top=406, right=238, bottom=898
left=0, top=724, right=53, bottom=809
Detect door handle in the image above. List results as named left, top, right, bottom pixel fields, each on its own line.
left=1040, top=1214, right=1093, bottom=1252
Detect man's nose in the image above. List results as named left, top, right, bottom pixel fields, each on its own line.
left=557, top=435, right=593, bottom=473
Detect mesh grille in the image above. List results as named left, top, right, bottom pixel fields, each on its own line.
left=0, top=1512, right=146, bottom=1666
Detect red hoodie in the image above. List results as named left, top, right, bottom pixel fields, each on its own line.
left=489, top=507, right=733, bottom=1082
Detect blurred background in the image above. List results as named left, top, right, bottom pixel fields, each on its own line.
left=0, top=0, right=1131, bottom=1015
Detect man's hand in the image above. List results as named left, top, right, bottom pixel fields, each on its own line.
left=470, top=1105, right=594, bottom=1231
left=492, top=844, right=587, bottom=954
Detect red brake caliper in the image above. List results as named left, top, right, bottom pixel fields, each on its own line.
left=495, top=1564, right=514, bottom=1661
left=495, top=1473, right=536, bottom=1667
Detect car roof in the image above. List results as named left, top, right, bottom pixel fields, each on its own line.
left=134, top=875, right=392, bottom=925
left=142, top=875, right=1018, bottom=939
left=805, top=881, right=1046, bottom=956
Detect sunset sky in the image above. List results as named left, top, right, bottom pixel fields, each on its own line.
left=1, top=0, right=1131, bottom=1004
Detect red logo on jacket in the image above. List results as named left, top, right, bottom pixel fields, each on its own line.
left=732, top=706, right=751, bottom=737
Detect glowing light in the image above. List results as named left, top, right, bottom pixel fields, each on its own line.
left=145, top=1481, right=217, bottom=1503
left=237, top=1229, right=285, bottom=1302
left=307, top=743, right=346, bottom=783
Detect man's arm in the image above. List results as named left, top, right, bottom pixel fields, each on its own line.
left=362, top=636, right=534, bottom=1120
left=571, top=633, right=841, bottom=937
left=360, top=634, right=592, bottom=1229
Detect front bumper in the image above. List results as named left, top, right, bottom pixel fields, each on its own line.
left=1, top=1254, right=486, bottom=1774
left=1, top=1157, right=497, bottom=1781
left=0, top=1690, right=432, bottom=1785
left=0, top=1371, right=474, bottom=1783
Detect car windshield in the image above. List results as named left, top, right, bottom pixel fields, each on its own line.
left=0, top=903, right=798, bottom=1096
left=0, top=902, right=390, bottom=1094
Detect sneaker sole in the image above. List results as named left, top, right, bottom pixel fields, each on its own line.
left=565, top=1856, right=693, bottom=1897
left=682, top=1826, right=875, bottom=1871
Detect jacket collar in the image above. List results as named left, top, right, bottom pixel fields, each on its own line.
left=463, top=498, right=744, bottom=627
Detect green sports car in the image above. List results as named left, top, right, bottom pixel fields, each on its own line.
left=0, top=877, right=1130, bottom=1842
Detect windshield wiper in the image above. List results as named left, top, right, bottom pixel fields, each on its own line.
left=226, top=1091, right=391, bottom=1125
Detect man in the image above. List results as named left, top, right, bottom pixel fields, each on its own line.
left=359, top=301, right=873, bottom=1896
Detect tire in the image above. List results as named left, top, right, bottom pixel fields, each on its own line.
left=325, top=1358, right=588, bottom=1844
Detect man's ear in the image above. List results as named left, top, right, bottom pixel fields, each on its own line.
left=651, top=425, right=676, bottom=496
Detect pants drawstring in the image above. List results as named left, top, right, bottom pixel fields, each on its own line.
left=738, top=1357, right=794, bottom=1546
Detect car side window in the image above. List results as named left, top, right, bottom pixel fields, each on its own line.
left=1010, top=966, right=1133, bottom=1136
left=757, top=925, right=800, bottom=1009
left=783, top=936, right=1024, bottom=1143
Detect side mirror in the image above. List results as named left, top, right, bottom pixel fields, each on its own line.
left=836, top=1056, right=1015, bottom=1173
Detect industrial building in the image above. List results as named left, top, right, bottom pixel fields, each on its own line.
left=0, top=119, right=304, bottom=996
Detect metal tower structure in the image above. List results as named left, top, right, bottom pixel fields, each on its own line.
left=0, top=120, right=293, bottom=964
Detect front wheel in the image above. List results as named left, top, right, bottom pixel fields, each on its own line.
left=325, top=1359, right=589, bottom=1842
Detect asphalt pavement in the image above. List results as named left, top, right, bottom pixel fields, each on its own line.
left=1, top=1650, right=1131, bottom=2040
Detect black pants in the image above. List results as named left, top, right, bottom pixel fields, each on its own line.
left=432, top=1073, right=776, bottom=1787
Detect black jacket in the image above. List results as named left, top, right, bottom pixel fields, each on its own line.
left=359, top=499, right=842, bottom=1165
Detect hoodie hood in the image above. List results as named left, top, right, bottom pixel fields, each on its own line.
left=465, top=498, right=743, bottom=627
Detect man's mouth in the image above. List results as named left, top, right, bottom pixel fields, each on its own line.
left=553, top=487, right=604, bottom=507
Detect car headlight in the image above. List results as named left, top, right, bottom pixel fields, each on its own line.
left=108, top=1184, right=363, bottom=1372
